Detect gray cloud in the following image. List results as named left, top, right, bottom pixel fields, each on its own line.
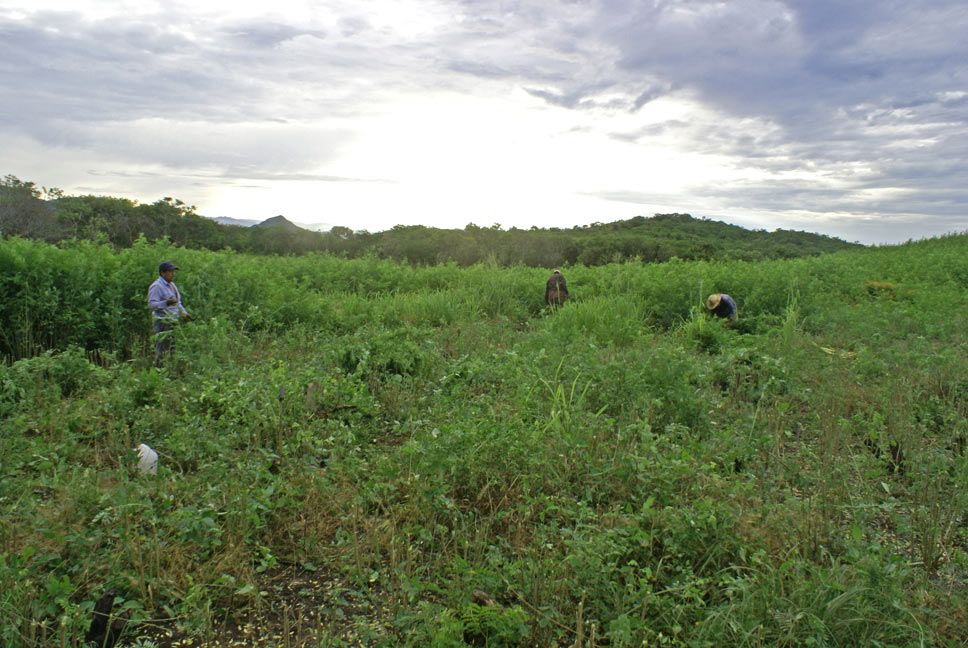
left=222, top=22, right=327, bottom=48
left=1, top=0, right=967, bottom=243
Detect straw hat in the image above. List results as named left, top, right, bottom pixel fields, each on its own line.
left=706, top=294, right=722, bottom=310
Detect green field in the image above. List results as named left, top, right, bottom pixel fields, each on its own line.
left=2, top=234, right=967, bottom=647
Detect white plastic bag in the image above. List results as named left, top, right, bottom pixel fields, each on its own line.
left=136, top=443, right=158, bottom=475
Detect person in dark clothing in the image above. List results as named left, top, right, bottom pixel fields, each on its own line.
left=545, top=270, right=569, bottom=307
left=85, top=590, right=129, bottom=648
left=706, top=293, right=738, bottom=326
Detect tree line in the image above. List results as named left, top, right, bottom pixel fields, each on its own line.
left=1, top=174, right=862, bottom=267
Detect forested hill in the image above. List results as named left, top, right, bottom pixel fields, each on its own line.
left=1, top=174, right=861, bottom=267
left=365, top=214, right=861, bottom=267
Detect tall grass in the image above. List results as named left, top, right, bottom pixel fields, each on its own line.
left=2, top=235, right=968, bottom=646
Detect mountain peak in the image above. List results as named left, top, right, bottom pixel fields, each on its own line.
left=256, top=215, right=303, bottom=231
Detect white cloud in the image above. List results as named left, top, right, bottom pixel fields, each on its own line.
left=2, top=0, right=967, bottom=245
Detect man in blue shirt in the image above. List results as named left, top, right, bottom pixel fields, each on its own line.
left=706, top=293, right=738, bottom=326
left=147, top=261, right=191, bottom=363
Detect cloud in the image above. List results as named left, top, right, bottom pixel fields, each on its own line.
left=90, top=168, right=392, bottom=185
left=1, top=0, right=967, bottom=244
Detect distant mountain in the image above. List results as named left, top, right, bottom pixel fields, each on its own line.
left=211, top=216, right=261, bottom=227
left=293, top=221, right=333, bottom=233
left=255, top=215, right=304, bottom=231
left=209, top=216, right=332, bottom=232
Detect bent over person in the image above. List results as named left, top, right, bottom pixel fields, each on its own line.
left=148, top=261, right=191, bottom=363
left=706, top=293, right=738, bottom=326
left=545, top=269, right=569, bottom=307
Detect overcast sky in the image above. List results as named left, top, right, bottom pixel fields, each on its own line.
left=2, top=0, right=967, bottom=244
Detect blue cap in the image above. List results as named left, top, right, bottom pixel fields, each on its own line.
left=159, top=261, right=179, bottom=273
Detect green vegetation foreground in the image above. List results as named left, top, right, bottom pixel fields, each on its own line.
left=1, top=234, right=967, bottom=646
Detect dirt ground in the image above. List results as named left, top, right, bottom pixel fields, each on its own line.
left=126, top=566, right=394, bottom=648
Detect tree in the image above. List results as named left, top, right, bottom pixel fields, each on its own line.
left=0, top=175, right=61, bottom=240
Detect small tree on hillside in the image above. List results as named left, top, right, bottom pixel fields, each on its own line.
left=0, top=175, right=61, bottom=241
